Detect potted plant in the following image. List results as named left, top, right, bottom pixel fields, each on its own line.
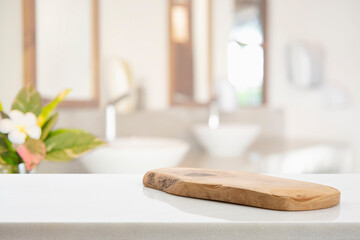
left=0, top=85, right=106, bottom=173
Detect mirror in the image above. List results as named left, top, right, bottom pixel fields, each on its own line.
left=169, top=0, right=266, bottom=107
left=22, top=0, right=266, bottom=109
left=23, top=0, right=99, bottom=107
left=169, top=0, right=212, bottom=105
left=227, top=0, right=265, bottom=106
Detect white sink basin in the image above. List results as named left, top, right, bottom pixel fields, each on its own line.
left=78, top=137, right=190, bottom=173
left=193, top=124, right=261, bottom=157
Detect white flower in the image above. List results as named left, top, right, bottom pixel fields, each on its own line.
left=0, top=110, right=41, bottom=144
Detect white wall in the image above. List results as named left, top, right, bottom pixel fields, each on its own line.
left=100, top=0, right=168, bottom=110
left=36, top=0, right=94, bottom=101
left=0, top=0, right=23, bottom=110
left=267, top=0, right=360, bottom=171
left=267, top=0, right=360, bottom=144
left=192, top=0, right=211, bottom=103
left=211, top=0, right=233, bottom=82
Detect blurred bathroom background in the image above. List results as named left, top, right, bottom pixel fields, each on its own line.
left=1, top=0, right=359, bottom=174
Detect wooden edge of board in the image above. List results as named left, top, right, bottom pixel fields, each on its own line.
left=143, top=168, right=341, bottom=211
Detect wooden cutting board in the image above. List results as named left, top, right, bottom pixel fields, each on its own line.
left=143, top=168, right=340, bottom=211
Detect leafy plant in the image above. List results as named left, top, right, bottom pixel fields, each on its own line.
left=0, top=85, right=106, bottom=173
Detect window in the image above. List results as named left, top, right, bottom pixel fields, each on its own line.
left=228, top=0, right=265, bottom=107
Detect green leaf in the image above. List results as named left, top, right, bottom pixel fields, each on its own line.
left=17, top=139, right=46, bottom=170
left=0, top=134, right=8, bottom=154
left=0, top=134, right=16, bottom=153
left=24, top=139, right=46, bottom=160
left=4, top=137, right=16, bottom=152
left=37, top=89, right=71, bottom=127
left=0, top=156, right=18, bottom=173
left=1, top=152, right=21, bottom=166
left=11, top=84, right=42, bottom=116
left=44, top=129, right=106, bottom=162
left=0, top=135, right=21, bottom=173
left=40, top=112, right=59, bottom=141
left=0, top=111, right=9, bottom=119
left=46, top=128, right=69, bottom=138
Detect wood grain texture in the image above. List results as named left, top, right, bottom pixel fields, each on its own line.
left=23, top=0, right=37, bottom=86
left=143, top=168, right=340, bottom=211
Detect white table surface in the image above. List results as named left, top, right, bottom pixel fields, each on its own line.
left=0, top=174, right=359, bottom=240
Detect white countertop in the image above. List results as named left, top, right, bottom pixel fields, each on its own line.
left=0, top=174, right=359, bottom=240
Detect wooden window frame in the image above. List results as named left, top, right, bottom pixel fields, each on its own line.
left=168, top=0, right=213, bottom=106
